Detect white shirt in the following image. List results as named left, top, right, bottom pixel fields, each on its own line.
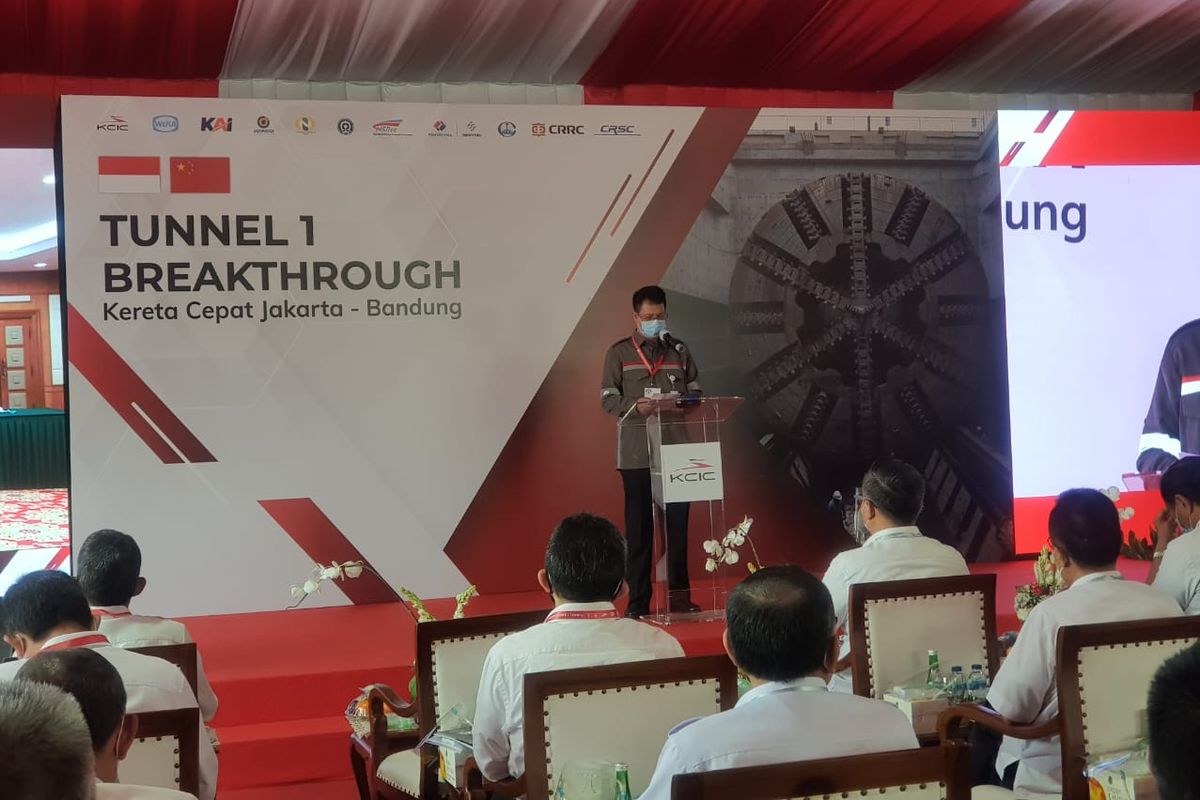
left=97, top=781, right=196, bottom=799
left=92, top=605, right=219, bottom=723
left=1151, top=529, right=1200, bottom=614
left=0, top=631, right=219, bottom=800
left=987, top=571, right=1182, bottom=797
left=472, top=601, right=684, bottom=781
left=638, top=676, right=919, bottom=800
left=821, top=527, right=969, bottom=692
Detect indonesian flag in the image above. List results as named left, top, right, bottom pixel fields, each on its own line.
left=169, top=156, right=230, bottom=194
left=98, top=156, right=160, bottom=193
left=1182, top=376, right=1200, bottom=397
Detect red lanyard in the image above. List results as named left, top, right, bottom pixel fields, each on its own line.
left=546, top=609, right=621, bottom=623
left=92, top=609, right=132, bottom=619
left=41, top=634, right=109, bottom=653
left=632, top=337, right=666, bottom=380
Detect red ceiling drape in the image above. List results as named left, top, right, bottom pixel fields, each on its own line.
left=581, top=0, right=1029, bottom=90
left=0, top=0, right=239, bottom=80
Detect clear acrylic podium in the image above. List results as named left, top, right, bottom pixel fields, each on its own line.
left=620, top=395, right=743, bottom=625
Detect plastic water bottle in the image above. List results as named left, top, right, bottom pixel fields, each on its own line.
left=967, top=664, right=988, bottom=702
left=947, top=666, right=967, bottom=703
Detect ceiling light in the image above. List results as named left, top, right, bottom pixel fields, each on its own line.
left=42, top=174, right=55, bottom=185
left=33, top=262, right=47, bottom=269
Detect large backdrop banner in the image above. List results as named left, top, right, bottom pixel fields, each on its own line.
left=62, top=98, right=1010, bottom=616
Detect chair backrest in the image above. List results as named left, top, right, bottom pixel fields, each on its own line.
left=129, top=643, right=199, bottom=698
left=850, top=574, right=997, bottom=699
left=416, top=609, right=548, bottom=733
left=669, top=744, right=971, bottom=800
left=120, top=707, right=201, bottom=797
left=1057, top=615, right=1200, bottom=799
left=522, top=654, right=739, bottom=800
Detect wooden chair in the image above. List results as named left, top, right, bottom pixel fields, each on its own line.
left=130, top=642, right=199, bottom=698
left=849, top=574, right=998, bottom=700
left=120, top=706, right=201, bottom=797
left=362, top=609, right=548, bottom=800
left=670, top=744, right=972, bottom=800
left=468, top=654, right=738, bottom=800
left=940, top=615, right=1200, bottom=799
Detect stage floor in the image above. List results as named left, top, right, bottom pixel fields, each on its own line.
left=185, top=558, right=1151, bottom=797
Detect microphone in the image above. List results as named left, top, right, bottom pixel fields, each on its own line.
left=660, top=331, right=685, bottom=353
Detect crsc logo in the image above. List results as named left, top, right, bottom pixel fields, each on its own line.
left=669, top=459, right=718, bottom=484
left=151, top=115, right=179, bottom=133
left=597, top=124, right=639, bottom=136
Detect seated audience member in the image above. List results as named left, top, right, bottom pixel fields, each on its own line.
left=1148, top=643, right=1200, bottom=800
left=1149, top=456, right=1200, bottom=613
left=19, top=648, right=195, bottom=798
left=0, top=571, right=217, bottom=800
left=639, top=566, right=918, bottom=800
left=984, top=489, right=1182, bottom=795
left=822, top=458, right=968, bottom=691
left=0, top=679, right=95, bottom=799
left=77, top=529, right=219, bottom=723
left=473, top=513, right=685, bottom=783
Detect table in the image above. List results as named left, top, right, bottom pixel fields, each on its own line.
left=0, top=409, right=68, bottom=489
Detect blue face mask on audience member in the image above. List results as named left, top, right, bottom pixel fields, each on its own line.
left=640, top=319, right=665, bottom=339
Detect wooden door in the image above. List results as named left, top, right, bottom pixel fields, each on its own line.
left=0, top=313, right=44, bottom=409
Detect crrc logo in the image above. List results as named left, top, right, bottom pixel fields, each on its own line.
left=668, top=459, right=717, bottom=483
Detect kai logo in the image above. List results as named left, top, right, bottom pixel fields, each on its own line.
left=200, top=117, right=232, bottom=132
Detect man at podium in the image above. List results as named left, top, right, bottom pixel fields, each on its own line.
left=1138, top=319, right=1200, bottom=473
left=601, top=286, right=702, bottom=618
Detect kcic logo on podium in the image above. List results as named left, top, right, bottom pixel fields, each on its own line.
left=669, top=459, right=717, bottom=484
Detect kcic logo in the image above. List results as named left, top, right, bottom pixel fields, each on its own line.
left=668, top=459, right=718, bottom=484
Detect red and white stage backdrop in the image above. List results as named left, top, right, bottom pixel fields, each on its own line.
left=62, top=97, right=1015, bottom=616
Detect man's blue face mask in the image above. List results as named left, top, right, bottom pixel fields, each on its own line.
left=639, top=319, right=665, bottom=339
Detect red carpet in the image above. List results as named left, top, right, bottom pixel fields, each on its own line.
left=184, top=559, right=1152, bottom=796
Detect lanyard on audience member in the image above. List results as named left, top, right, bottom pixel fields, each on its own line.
left=41, top=634, right=109, bottom=653
left=545, top=609, right=621, bottom=623
left=632, top=337, right=667, bottom=380
left=92, top=608, right=132, bottom=619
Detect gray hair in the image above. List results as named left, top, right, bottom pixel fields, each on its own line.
left=0, top=680, right=96, bottom=799
left=861, top=458, right=926, bottom=526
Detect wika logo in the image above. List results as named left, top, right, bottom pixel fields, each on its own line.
left=200, top=117, right=232, bottom=132
left=96, top=116, right=129, bottom=132
left=669, top=459, right=718, bottom=484
left=151, top=115, right=179, bottom=133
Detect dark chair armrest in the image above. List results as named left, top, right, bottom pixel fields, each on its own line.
left=938, top=703, right=1061, bottom=743
left=462, top=757, right=527, bottom=799
left=366, top=683, right=418, bottom=718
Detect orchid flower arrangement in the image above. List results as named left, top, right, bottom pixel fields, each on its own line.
left=289, top=560, right=478, bottom=622
left=702, top=516, right=761, bottom=574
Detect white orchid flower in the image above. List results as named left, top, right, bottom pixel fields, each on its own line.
left=704, top=558, right=718, bottom=573
left=343, top=563, right=364, bottom=579
left=320, top=565, right=342, bottom=581
left=1104, top=486, right=1121, bottom=502
left=1119, top=507, right=1136, bottom=521
left=302, top=578, right=320, bottom=595
left=724, top=550, right=740, bottom=565
left=289, top=585, right=305, bottom=600
left=703, top=540, right=720, bottom=555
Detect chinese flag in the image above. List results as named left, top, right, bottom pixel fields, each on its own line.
left=169, top=157, right=230, bottom=194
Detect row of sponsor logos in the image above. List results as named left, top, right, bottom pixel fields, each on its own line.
left=98, top=115, right=641, bottom=138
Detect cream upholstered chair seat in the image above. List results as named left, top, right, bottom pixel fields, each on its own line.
left=851, top=575, right=997, bottom=698
left=375, top=750, right=423, bottom=797
left=522, top=656, right=738, bottom=800
left=121, top=707, right=200, bottom=797
left=668, top=744, right=970, bottom=800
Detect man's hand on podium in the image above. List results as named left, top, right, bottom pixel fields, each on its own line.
left=636, top=398, right=656, bottom=417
